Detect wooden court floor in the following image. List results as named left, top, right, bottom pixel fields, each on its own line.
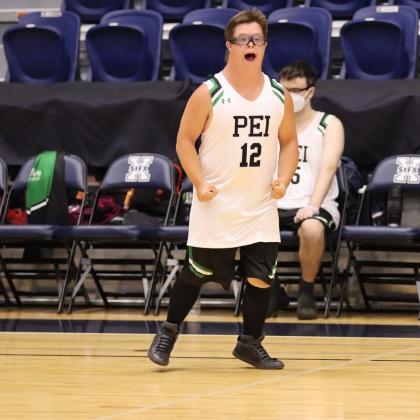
left=0, top=308, right=420, bottom=419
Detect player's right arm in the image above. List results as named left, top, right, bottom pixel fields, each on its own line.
left=176, top=84, right=218, bottom=202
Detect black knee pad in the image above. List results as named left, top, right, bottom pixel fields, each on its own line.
left=178, top=269, right=203, bottom=289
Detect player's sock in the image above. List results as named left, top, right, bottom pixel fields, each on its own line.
left=167, top=277, right=201, bottom=326
left=242, top=282, right=271, bottom=338
left=297, top=278, right=318, bottom=320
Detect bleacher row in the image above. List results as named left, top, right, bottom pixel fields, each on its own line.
left=0, top=151, right=420, bottom=317
left=2, top=1, right=420, bottom=83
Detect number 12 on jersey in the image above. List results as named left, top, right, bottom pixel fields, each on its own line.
left=240, top=143, right=262, bottom=167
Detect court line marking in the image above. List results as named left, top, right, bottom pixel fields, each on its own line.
left=94, top=340, right=420, bottom=420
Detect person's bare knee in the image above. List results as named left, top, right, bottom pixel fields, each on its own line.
left=247, top=277, right=270, bottom=288
left=298, top=219, right=324, bottom=245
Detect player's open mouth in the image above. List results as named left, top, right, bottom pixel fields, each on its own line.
left=244, top=53, right=256, bottom=61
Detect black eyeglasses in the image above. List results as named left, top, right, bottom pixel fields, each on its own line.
left=286, top=86, right=313, bottom=94
left=229, top=34, right=266, bottom=46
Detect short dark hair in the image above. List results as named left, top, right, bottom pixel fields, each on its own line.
left=225, top=8, right=267, bottom=42
left=279, top=60, right=318, bottom=87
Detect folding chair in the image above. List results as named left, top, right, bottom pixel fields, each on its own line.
left=0, top=154, right=88, bottom=307
left=332, top=155, right=420, bottom=318
left=61, top=153, right=177, bottom=314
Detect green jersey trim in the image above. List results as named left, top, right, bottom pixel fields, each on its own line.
left=270, top=79, right=285, bottom=104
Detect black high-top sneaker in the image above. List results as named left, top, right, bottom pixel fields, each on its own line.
left=232, top=334, right=284, bottom=370
left=148, top=322, right=179, bottom=366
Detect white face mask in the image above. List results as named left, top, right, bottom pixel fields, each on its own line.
left=290, top=92, right=307, bottom=113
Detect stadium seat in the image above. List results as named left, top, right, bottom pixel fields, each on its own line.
left=0, top=154, right=88, bottom=309
left=18, top=11, right=80, bottom=82
left=333, top=155, right=420, bottom=317
left=340, top=5, right=418, bottom=79
left=304, top=0, right=375, bottom=19
left=145, top=0, right=212, bottom=21
left=63, top=0, right=131, bottom=23
left=392, top=0, right=420, bottom=17
left=99, top=10, right=163, bottom=81
left=86, top=25, right=148, bottom=82
left=3, top=26, right=69, bottom=84
left=183, top=7, right=239, bottom=26
left=60, top=153, right=178, bottom=314
left=169, top=23, right=226, bottom=84
left=265, top=7, right=332, bottom=80
left=221, top=0, right=293, bottom=15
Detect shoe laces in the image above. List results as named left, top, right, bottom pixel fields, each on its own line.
left=155, top=333, right=174, bottom=353
left=254, top=342, right=272, bottom=361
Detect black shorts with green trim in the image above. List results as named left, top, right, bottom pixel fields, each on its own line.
left=181, top=242, right=279, bottom=290
left=278, top=207, right=336, bottom=232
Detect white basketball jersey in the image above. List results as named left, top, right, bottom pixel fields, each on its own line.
left=277, top=111, right=340, bottom=226
left=187, top=72, right=285, bottom=248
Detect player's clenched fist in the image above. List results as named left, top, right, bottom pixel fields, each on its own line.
left=271, top=179, right=286, bottom=199
left=197, top=182, right=218, bottom=202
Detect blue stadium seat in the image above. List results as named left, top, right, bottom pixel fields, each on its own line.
left=333, top=155, right=420, bottom=316
left=145, top=0, right=212, bottom=21
left=183, top=7, right=239, bottom=26
left=221, top=0, right=293, bottom=15
left=340, top=5, right=418, bottom=79
left=265, top=7, right=332, bottom=80
left=3, top=26, right=69, bottom=84
left=18, top=11, right=80, bottom=82
left=169, top=23, right=226, bottom=83
left=392, top=0, right=420, bottom=17
left=63, top=0, right=131, bottom=23
left=304, top=0, right=375, bottom=19
left=100, top=10, right=163, bottom=81
left=86, top=25, right=148, bottom=82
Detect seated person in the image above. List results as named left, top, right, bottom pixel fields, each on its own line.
left=269, top=60, right=345, bottom=320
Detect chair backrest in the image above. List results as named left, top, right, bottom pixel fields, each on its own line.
left=86, top=25, right=148, bottom=81
left=183, top=7, right=239, bottom=26
left=266, top=7, right=331, bottom=80
left=305, top=0, right=375, bottom=19
left=145, top=0, right=212, bottom=21
left=3, top=26, right=69, bottom=84
left=19, top=11, right=80, bottom=81
left=101, top=10, right=163, bottom=81
left=95, top=153, right=176, bottom=222
left=361, top=155, right=420, bottom=226
left=10, top=154, right=87, bottom=194
left=223, top=0, right=293, bottom=14
left=367, top=155, right=420, bottom=194
left=393, top=0, right=420, bottom=16
left=99, top=153, right=175, bottom=193
left=342, top=5, right=418, bottom=79
left=169, top=23, right=226, bottom=83
left=63, top=0, right=130, bottom=23
left=3, top=154, right=87, bottom=224
left=340, top=20, right=407, bottom=80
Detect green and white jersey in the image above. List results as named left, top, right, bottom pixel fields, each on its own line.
left=277, top=111, right=340, bottom=226
left=187, top=72, right=285, bottom=248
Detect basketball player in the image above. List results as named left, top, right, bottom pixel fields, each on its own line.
left=269, top=61, right=344, bottom=320
left=148, top=9, right=298, bottom=369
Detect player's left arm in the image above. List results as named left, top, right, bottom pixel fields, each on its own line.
left=308, top=115, right=345, bottom=209
left=272, top=89, right=299, bottom=199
